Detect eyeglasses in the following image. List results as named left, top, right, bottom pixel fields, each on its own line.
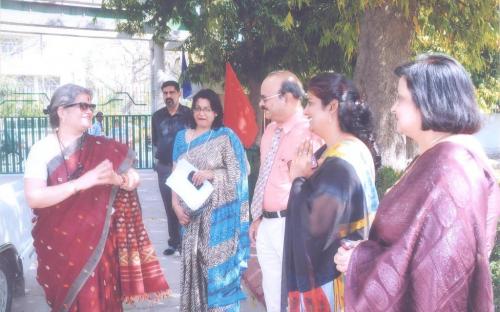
left=259, top=93, right=281, bottom=103
left=63, top=102, right=96, bottom=112
left=193, top=107, right=213, bottom=113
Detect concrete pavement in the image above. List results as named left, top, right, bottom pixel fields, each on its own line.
left=6, top=170, right=265, bottom=312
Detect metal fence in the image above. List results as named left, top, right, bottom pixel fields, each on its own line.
left=0, top=117, right=48, bottom=173
left=0, top=87, right=153, bottom=173
left=0, top=115, right=154, bottom=173
left=101, top=115, right=154, bottom=169
left=0, top=88, right=261, bottom=187
left=0, top=87, right=151, bottom=117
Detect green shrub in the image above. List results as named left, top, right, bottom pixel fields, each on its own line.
left=375, top=166, right=402, bottom=199
left=492, top=211, right=500, bottom=310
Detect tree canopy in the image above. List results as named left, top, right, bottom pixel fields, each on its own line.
left=104, top=1, right=352, bottom=87
left=103, top=0, right=499, bottom=165
left=104, top=0, right=497, bottom=104
left=289, top=0, right=498, bottom=110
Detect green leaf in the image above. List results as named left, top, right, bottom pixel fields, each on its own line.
left=283, top=11, right=294, bottom=30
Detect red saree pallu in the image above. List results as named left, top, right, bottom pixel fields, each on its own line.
left=113, top=189, right=170, bottom=303
left=32, top=135, right=169, bottom=312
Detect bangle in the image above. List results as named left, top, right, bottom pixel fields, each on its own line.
left=120, top=173, right=128, bottom=188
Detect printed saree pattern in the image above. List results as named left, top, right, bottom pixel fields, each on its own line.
left=173, top=127, right=250, bottom=312
left=283, top=139, right=379, bottom=312
left=32, top=135, right=169, bottom=312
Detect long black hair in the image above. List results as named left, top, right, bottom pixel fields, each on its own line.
left=308, top=73, right=381, bottom=169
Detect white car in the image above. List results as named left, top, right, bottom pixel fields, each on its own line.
left=0, top=180, right=34, bottom=312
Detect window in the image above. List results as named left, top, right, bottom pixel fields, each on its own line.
left=39, top=76, right=60, bottom=93
left=0, top=38, right=22, bottom=56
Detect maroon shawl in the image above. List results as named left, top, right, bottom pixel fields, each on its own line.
left=32, top=135, right=169, bottom=311
left=346, top=141, right=498, bottom=312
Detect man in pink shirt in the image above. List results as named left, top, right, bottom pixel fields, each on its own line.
left=249, top=70, right=319, bottom=311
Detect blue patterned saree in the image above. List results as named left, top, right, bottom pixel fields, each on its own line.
left=173, top=127, right=250, bottom=312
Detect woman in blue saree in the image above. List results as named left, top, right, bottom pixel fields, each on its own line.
left=171, top=89, right=250, bottom=312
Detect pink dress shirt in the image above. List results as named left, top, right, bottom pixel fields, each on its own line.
left=260, top=109, right=320, bottom=212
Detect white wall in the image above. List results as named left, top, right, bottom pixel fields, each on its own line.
left=475, top=113, right=500, bottom=158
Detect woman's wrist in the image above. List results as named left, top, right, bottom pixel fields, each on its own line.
left=289, top=168, right=305, bottom=181
left=173, top=204, right=182, bottom=215
left=68, top=180, right=78, bottom=195
left=119, top=172, right=128, bottom=188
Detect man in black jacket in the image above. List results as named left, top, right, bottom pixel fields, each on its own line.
left=152, top=81, right=191, bottom=256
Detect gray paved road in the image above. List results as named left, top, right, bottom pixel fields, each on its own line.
left=6, top=170, right=264, bottom=312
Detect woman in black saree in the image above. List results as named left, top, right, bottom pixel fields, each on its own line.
left=283, top=73, right=380, bottom=311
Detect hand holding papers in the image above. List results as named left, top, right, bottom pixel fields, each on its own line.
left=166, top=159, right=214, bottom=211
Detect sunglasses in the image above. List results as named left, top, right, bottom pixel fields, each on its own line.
left=63, top=102, right=97, bottom=112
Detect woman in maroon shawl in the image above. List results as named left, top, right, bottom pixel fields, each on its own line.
left=24, top=84, right=169, bottom=311
left=334, top=54, right=499, bottom=311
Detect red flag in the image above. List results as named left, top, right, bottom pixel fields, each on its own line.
left=223, top=63, right=258, bottom=148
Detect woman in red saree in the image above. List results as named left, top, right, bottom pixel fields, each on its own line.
left=24, top=84, right=169, bottom=311
left=334, top=54, right=499, bottom=311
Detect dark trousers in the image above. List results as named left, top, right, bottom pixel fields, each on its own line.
left=156, top=162, right=181, bottom=249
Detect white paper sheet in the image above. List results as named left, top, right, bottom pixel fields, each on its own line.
left=166, top=158, right=214, bottom=211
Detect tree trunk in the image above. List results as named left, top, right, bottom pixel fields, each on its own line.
left=353, top=3, right=416, bottom=169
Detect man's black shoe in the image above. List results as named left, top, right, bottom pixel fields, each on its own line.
left=163, top=247, right=176, bottom=256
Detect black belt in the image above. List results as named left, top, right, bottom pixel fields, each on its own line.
left=262, top=210, right=288, bottom=219
left=158, top=160, right=172, bottom=166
